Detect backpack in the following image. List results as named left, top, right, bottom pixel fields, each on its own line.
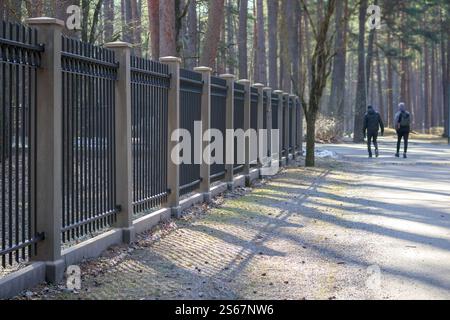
left=399, top=112, right=410, bottom=127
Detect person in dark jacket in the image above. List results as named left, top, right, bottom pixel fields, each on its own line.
left=363, top=105, right=384, bottom=158
left=394, top=102, right=412, bottom=158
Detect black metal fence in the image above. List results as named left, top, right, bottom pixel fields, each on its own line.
left=0, top=21, right=42, bottom=266
left=271, top=93, right=279, bottom=130
left=233, top=82, right=245, bottom=174
left=179, top=68, right=202, bottom=196
left=61, top=36, right=119, bottom=242
left=210, top=76, right=227, bottom=182
left=263, top=91, right=268, bottom=130
left=131, top=56, right=169, bottom=214
left=0, top=18, right=303, bottom=274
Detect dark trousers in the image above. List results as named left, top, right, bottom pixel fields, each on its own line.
left=396, top=128, right=410, bottom=154
left=367, top=132, right=379, bottom=156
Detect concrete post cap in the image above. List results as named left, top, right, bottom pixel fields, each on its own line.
left=159, top=56, right=182, bottom=63
left=26, top=17, right=64, bottom=26
left=273, top=90, right=283, bottom=94
left=237, top=79, right=251, bottom=85
left=263, top=87, right=272, bottom=91
left=282, top=92, right=290, bottom=96
left=194, top=66, right=213, bottom=72
left=220, top=73, right=235, bottom=80
left=253, top=83, right=265, bottom=88
left=289, top=94, right=297, bottom=98
left=104, top=41, right=132, bottom=48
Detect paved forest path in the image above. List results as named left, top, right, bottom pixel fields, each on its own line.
left=20, top=138, right=450, bottom=300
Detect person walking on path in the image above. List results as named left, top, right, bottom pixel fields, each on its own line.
left=394, top=102, right=412, bottom=158
left=363, top=105, right=384, bottom=158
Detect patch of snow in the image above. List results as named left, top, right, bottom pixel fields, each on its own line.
left=315, top=150, right=338, bottom=159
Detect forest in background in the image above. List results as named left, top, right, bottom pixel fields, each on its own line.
left=1, top=0, right=449, bottom=141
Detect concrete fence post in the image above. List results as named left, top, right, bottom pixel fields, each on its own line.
left=26, top=17, right=65, bottom=283
left=253, top=83, right=265, bottom=167
left=104, top=42, right=135, bottom=244
left=160, top=57, right=182, bottom=217
left=194, top=66, right=212, bottom=203
left=237, top=79, right=251, bottom=184
left=283, top=92, right=291, bottom=163
left=274, top=90, right=284, bottom=162
left=290, top=94, right=297, bottom=160
left=263, top=87, right=273, bottom=161
left=220, top=74, right=235, bottom=190
left=297, top=96, right=304, bottom=155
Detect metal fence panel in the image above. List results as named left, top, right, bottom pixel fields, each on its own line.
left=61, top=36, right=119, bottom=242
left=271, top=93, right=278, bottom=130
left=179, top=68, right=202, bottom=196
left=210, top=76, right=227, bottom=182
left=131, top=56, right=169, bottom=214
left=263, top=91, right=268, bottom=130
left=0, top=21, right=42, bottom=266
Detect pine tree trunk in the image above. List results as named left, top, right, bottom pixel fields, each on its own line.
left=387, top=33, right=394, bottom=127
left=238, top=0, right=248, bottom=79
left=159, top=0, right=177, bottom=57
left=255, top=0, right=267, bottom=84
left=134, top=0, right=143, bottom=55
left=431, top=45, right=437, bottom=128
left=289, top=0, right=299, bottom=92
left=199, top=0, right=225, bottom=68
left=376, top=44, right=385, bottom=122
left=424, top=42, right=431, bottom=133
left=353, top=0, right=367, bottom=143
left=104, top=0, right=115, bottom=42
left=279, top=0, right=292, bottom=92
left=226, top=0, right=235, bottom=74
left=148, top=0, right=160, bottom=59
left=329, top=0, right=347, bottom=134
left=267, top=0, right=278, bottom=89
left=444, top=17, right=450, bottom=137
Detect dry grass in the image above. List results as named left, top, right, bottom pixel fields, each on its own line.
left=384, top=127, right=447, bottom=143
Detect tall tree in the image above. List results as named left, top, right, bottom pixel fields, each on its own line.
left=199, top=0, right=225, bottom=68
left=267, top=0, right=278, bottom=88
left=375, top=39, right=385, bottom=121
left=279, top=0, right=293, bottom=92
left=254, top=0, right=267, bottom=84
left=238, top=0, right=248, bottom=79
left=299, top=0, right=336, bottom=167
left=148, top=0, right=160, bottom=59
left=226, top=0, right=236, bottom=74
left=130, top=0, right=142, bottom=55
left=353, top=0, right=367, bottom=143
left=289, top=0, right=300, bottom=93
left=159, top=0, right=176, bottom=57
left=365, top=0, right=377, bottom=102
left=329, top=0, right=348, bottom=135
left=103, top=0, right=115, bottom=42
left=185, top=0, right=198, bottom=69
